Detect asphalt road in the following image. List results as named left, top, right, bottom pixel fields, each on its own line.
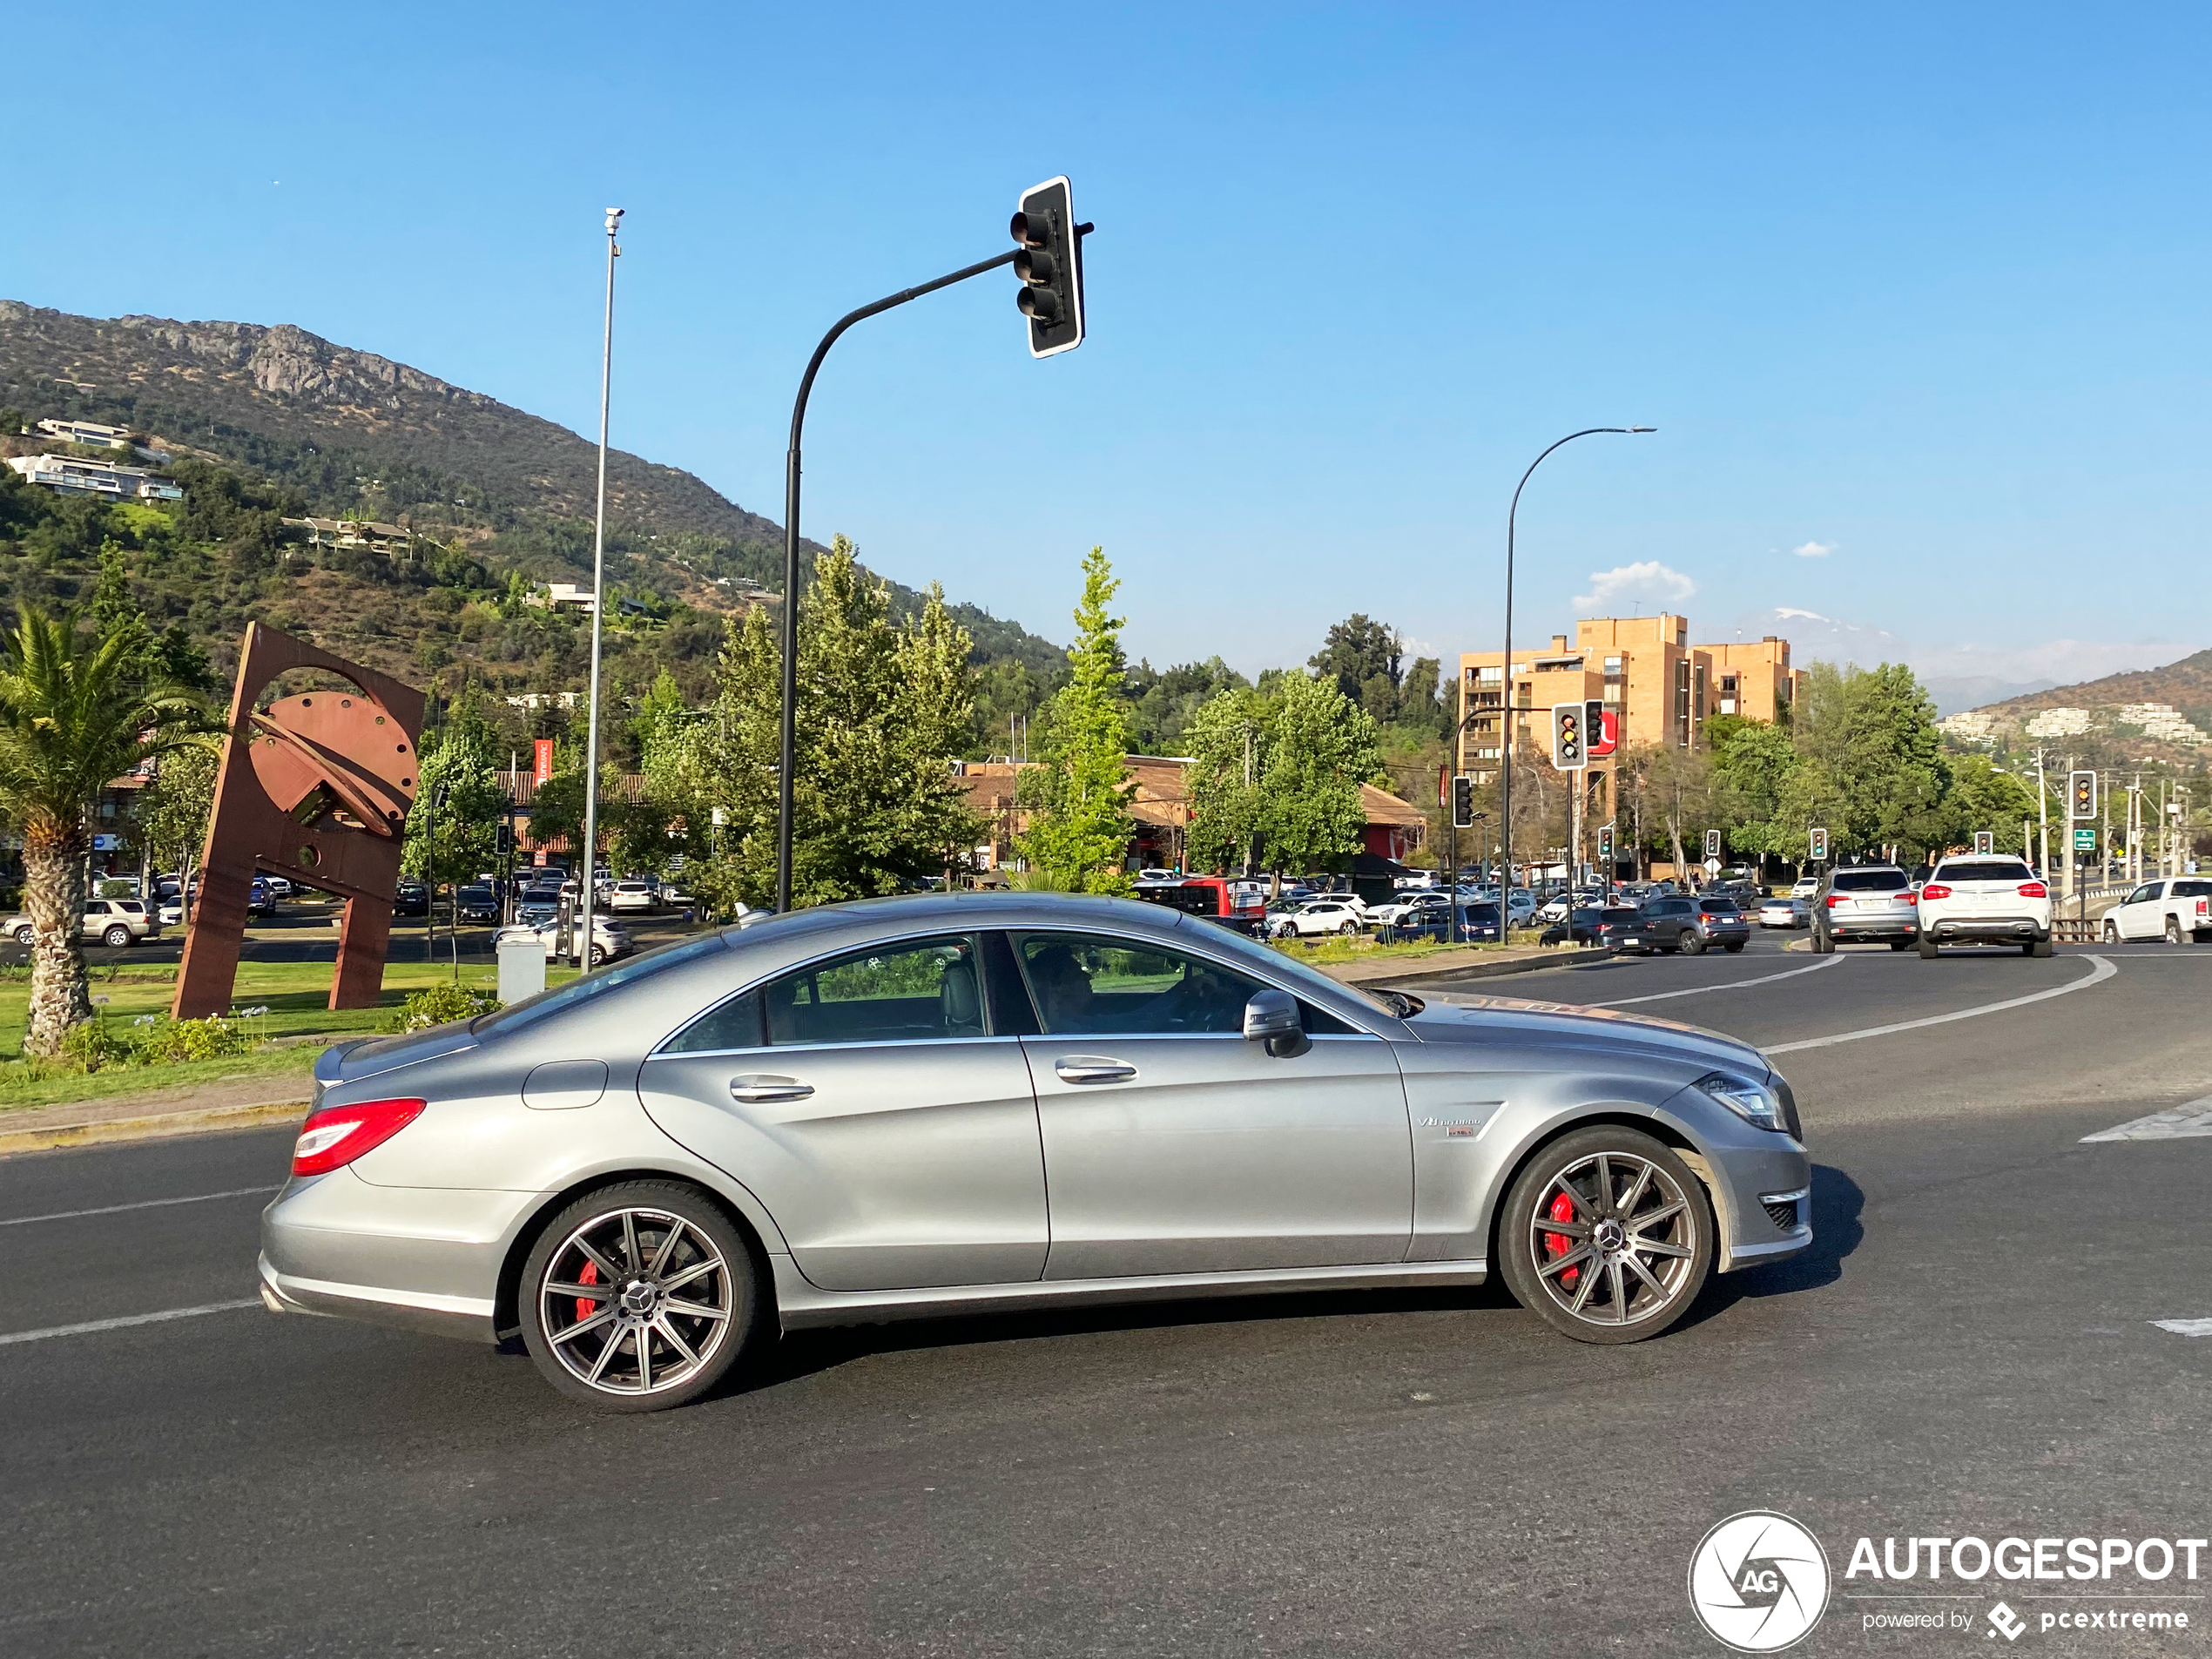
left=3, top=933, right=2211, bottom=1656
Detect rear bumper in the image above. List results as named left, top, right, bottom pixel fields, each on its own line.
left=1826, top=914, right=1918, bottom=938
left=1926, top=913, right=2047, bottom=941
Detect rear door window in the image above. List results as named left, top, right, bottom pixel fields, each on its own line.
left=762, top=935, right=986, bottom=1046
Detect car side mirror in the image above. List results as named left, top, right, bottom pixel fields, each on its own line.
left=1244, top=988, right=1308, bottom=1057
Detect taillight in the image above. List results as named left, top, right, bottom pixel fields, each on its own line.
left=2198, top=898, right=2208, bottom=917
left=2020, top=882, right=2047, bottom=900
left=1825, top=894, right=1845, bottom=907
left=292, top=1097, right=426, bottom=1177
left=1919, top=884, right=1951, bottom=901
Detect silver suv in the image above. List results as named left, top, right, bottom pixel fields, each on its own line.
left=3, top=898, right=161, bottom=948
left=1811, top=865, right=1918, bottom=952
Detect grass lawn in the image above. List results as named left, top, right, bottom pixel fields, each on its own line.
left=1269, top=929, right=1547, bottom=967
left=0, top=958, right=579, bottom=1115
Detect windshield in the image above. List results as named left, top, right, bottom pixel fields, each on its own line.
left=474, top=930, right=729, bottom=1035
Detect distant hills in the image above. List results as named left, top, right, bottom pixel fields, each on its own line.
left=0, top=300, right=1063, bottom=678
left=1939, top=648, right=2212, bottom=760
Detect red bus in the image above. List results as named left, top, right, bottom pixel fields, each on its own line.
left=1134, top=877, right=1268, bottom=935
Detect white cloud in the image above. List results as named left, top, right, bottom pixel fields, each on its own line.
left=1773, top=606, right=1830, bottom=622
left=1791, top=540, right=1835, bottom=559
left=1572, top=560, right=1696, bottom=613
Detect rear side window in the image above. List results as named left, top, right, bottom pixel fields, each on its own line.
left=762, top=934, right=984, bottom=1046
left=1936, top=861, right=2032, bottom=883
left=1699, top=899, right=1739, bottom=914
left=1831, top=870, right=1908, bottom=892
left=2174, top=881, right=2212, bottom=899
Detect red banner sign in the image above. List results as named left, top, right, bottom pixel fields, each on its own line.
left=533, top=738, right=555, bottom=786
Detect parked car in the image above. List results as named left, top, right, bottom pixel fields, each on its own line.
left=1538, top=905, right=1637, bottom=948
left=1916, top=855, right=2054, bottom=956
left=516, top=900, right=558, bottom=929
left=247, top=879, right=276, bottom=917
left=608, top=880, right=659, bottom=914
left=263, top=892, right=1811, bottom=1410
left=6, top=898, right=161, bottom=948
left=1812, top=865, right=1919, bottom=953
left=455, top=886, right=501, bottom=925
left=535, top=914, right=635, bottom=967
left=158, top=898, right=187, bottom=927
left=1757, top=894, right=1810, bottom=929
left=2100, top=875, right=2212, bottom=946
left=1269, top=897, right=1369, bottom=940
left=393, top=880, right=429, bottom=918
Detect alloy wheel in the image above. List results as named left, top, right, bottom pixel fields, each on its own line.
left=2104, top=920, right=2120, bottom=943
left=1527, top=1151, right=1698, bottom=1327
left=536, top=1205, right=734, bottom=1397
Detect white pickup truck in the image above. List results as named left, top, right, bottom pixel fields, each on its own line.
left=2101, top=876, right=2212, bottom=945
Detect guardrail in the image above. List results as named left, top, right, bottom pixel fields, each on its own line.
left=2052, top=918, right=2101, bottom=944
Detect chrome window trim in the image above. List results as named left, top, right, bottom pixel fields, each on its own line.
left=644, top=1034, right=1022, bottom=1063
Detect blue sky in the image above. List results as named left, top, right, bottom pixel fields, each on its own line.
left=7, top=3, right=2209, bottom=693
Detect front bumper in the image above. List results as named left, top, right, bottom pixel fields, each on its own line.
left=1702, top=1136, right=1815, bottom=1272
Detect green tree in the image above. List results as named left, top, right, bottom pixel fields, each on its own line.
left=1309, top=613, right=1402, bottom=712
left=1710, top=717, right=1801, bottom=859
left=402, top=723, right=508, bottom=890
left=0, top=610, right=214, bottom=1054
left=1017, top=548, right=1136, bottom=894
left=137, top=744, right=220, bottom=894
left=1182, top=685, right=1271, bottom=873
left=685, top=536, right=984, bottom=910
left=1258, top=672, right=1386, bottom=875
left=1939, top=753, right=2039, bottom=856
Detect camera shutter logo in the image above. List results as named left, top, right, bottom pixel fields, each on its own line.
left=1688, top=1511, right=1831, bottom=1652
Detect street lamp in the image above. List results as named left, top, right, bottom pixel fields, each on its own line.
left=577, top=206, right=623, bottom=968
left=1498, top=426, right=1653, bottom=907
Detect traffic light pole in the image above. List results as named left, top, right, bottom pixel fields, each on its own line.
left=776, top=247, right=1023, bottom=914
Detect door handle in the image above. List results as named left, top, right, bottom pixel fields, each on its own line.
left=1055, top=1057, right=1137, bottom=1085
left=729, top=1075, right=813, bottom=1103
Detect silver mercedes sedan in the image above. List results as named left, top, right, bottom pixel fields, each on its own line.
left=260, top=893, right=1812, bottom=1411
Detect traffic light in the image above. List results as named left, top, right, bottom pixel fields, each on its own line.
left=1551, top=702, right=1585, bottom=770
left=1451, top=774, right=1474, bottom=829
left=496, top=822, right=515, bottom=860
left=1596, top=823, right=1615, bottom=865
left=1010, top=176, right=1087, bottom=359
left=1808, top=826, right=1830, bottom=861
left=2070, top=769, right=2097, bottom=819
left=1705, top=828, right=1723, bottom=860
left=1585, top=698, right=1618, bottom=758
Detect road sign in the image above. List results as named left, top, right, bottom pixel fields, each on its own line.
left=1808, top=826, right=1830, bottom=861
left=1011, top=177, right=1087, bottom=358
left=1550, top=703, right=1585, bottom=770
left=2070, top=769, right=2097, bottom=819
left=1703, top=856, right=1722, bottom=875
left=1704, top=828, right=1722, bottom=860
left=2074, top=827, right=2096, bottom=851
left=1450, top=774, right=1474, bottom=829
left=1973, top=831, right=1994, bottom=854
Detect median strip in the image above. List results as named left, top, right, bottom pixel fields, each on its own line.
left=2081, top=1098, right=2212, bottom=1143
left=0, top=1298, right=263, bottom=1347
left=1762, top=954, right=2119, bottom=1056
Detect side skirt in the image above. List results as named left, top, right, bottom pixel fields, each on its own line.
left=769, top=1256, right=1489, bottom=1332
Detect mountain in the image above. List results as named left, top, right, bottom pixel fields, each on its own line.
left=1920, top=675, right=2057, bottom=718
left=1937, top=648, right=2212, bottom=762
left=0, top=300, right=1063, bottom=679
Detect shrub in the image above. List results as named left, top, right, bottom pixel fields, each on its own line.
left=383, top=982, right=502, bottom=1033
left=58, top=1011, right=263, bottom=1072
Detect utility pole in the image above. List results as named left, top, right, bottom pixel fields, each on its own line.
left=2033, top=748, right=2049, bottom=883
left=577, top=206, right=622, bottom=973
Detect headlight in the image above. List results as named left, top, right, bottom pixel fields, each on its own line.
left=1695, top=1071, right=1786, bottom=1133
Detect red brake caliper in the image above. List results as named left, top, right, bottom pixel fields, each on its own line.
left=576, top=1258, right=598, bottom=1322
left=1544, top=1191, right=1580, bottom=1289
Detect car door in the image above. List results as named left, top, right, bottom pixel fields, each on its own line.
left=2117, top=882, right=2161, bottom=939
left=636, top=931, right=1048, bottom=1292
left=1007, top=927, right=1413, bottom=1279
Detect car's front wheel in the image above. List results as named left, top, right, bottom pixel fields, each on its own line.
left=2104, top=920, right=2121, bottom=943
left=1499, top=1127, right=1714, bottom=1344
left=518, top=1181, right=762, bottom=1412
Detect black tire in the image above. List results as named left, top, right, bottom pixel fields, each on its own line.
left=518, top=1179, right=764, bottom=1412
left=1889, top=938, right=1912, bottom=951
left=1723, top=941, right=1746, bottom=954
left=1917, top=936, right=1939, bottom=959
left=587, top=945, right=607, bottom=967
left=1677, top=929, right=1705, bottom=956
left=102, top=925, right=132, bottom=948
left=2029, top=936, right=2054, bottom=958
left=1497, top=1125, right=1714, bottom=1345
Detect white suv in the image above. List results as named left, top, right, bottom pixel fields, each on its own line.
left=1268, top=897, right=1367, bottom=939
left=2101, top=877, right=2212, bottom=945
left=1915, top=855, right=2053, bottom=957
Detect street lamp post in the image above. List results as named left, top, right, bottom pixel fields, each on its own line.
left=577, top=206, right=623, bottom=970
left=1498, top=428, right=1652, bottom=912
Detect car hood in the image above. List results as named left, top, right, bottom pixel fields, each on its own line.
left=1405, top=993, right=1770, bottom=1077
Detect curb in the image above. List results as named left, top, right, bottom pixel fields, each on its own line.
left=1351, top=950, right=1600, bottom=991
left=0, top=1098, right=307, bottom=1158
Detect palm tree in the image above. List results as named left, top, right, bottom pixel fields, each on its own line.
left=0, top=609, right=214, bottom=1055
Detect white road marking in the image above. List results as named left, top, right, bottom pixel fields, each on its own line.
left=1582, top=954, right=1844, bottom=1008
left=0, top=1185, right=278, bottom=1229
left=1762, top=954, right=2119, bottom=1056
left=0, top=1298, right=262, bottom=1347
left=2082, top=1097, right=2212, bottom=1143
left=2152, top=1318, right=2212, bottom=1337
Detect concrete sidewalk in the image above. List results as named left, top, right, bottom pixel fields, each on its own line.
left=0, top=1077, right=310, bottom=1157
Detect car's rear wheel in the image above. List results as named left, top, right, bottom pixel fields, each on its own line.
left=102, top=925, right=132, bottom=948
left=518, top=1181, right=763, bottom=1412
left=2166, top=917, right=2184, bottom=946
left=2029, top=936, right=2054, bottom=958
left=1678, top=929, right=1705, bottom=955
left=1723, top=941, right=1746, bottom=954
left=1499, top=1127, right=1713, bottom=1344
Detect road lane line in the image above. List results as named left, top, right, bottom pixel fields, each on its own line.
left=2152, top=1318, right=2212, bottom=1337
left=0, top=1185, right=279, bottom=1229
left=0, top=1298, right=261, bottom=1347
left=1761, top=954, right=2118, bottom=1056
left=1582, top=954, right=1844, bottom=1008
left=2082, top=1097, right=2212, bottom=1143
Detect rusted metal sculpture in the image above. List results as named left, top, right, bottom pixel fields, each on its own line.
left=172, top=624, right=425, bottom=1018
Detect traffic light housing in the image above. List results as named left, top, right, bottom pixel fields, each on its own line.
left=495, top=822, right=515, bottom=860
left=1705, top=828, right=1723, bottom=860
left=1586, top=698, right=1618, bottom=758
left=1596, top=823, right=1615, bottom=865
left=1011, top=176, right=1087, bottom=358
left=1808, top=826, right=1830, bottom=861
left=1450, top=773, right=1474, bottom=829
left=1551, top=702, right=1585, bottom=770
left=2070, top=769, right=2097, bottom=819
